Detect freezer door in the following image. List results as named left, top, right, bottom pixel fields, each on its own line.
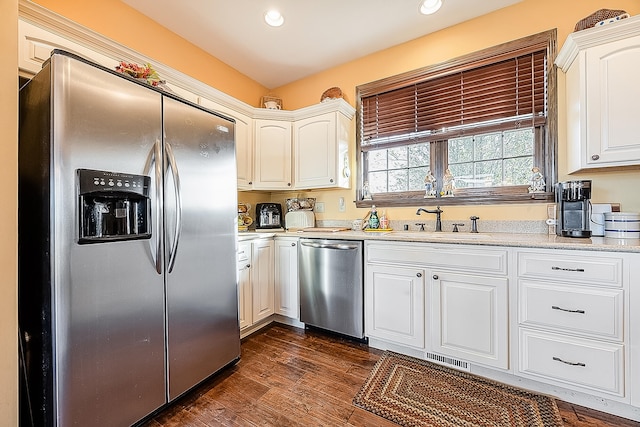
left=48, top=55, right=166, bottom=425
left=162, top=96, right=240, bottom=400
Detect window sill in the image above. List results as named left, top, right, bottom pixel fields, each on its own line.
left=355, top=191, right=554, bottom=208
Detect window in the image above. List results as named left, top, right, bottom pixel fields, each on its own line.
left=356, top=30, right=557, bottom=207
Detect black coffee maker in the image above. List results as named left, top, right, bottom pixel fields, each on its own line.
left=255, top=203, right=283, bottom=230
left=555, top=180, right=592, bottom=238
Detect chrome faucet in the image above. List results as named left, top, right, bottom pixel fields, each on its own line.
left=416, top=206, right=443, bottom=232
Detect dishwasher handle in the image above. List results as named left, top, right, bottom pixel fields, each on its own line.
left=301, top=241, right=360, bottom=250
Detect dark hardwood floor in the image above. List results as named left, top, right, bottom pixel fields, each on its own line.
left=145, top=324, right=639, bottom=427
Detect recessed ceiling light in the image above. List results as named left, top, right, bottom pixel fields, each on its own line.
left=420, top=0, right=442, bottom=15
left=265, top=10, right=284, bottom=27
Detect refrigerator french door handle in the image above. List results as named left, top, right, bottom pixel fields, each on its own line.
left=144, top=138, right=163, bottom=274
left=165, top=141, right=182, bottom=273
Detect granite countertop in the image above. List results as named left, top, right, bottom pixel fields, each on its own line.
left=237, top=229, right=640, bottom=253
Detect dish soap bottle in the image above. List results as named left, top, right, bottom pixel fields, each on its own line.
left=368, top=205, right=380, bottom=229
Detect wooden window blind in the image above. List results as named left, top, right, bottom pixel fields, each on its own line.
left=360, top=50, right=547, bottom=149
left=355, top=30, right=557, bottom=206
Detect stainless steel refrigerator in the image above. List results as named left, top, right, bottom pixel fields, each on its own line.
left=18, top=50, right=241, bottom=426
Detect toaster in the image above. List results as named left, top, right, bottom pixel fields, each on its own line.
left=285, top=210, right=315, bottom=229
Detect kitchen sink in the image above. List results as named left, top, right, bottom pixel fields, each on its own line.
left=386, top=231, right=492, bottom=240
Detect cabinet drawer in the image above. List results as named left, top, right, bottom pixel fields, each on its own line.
left=237, top=243, right=251, bottom=263
left=519, top=280, right=623, bottom=340
left=366, top=242, right=507, bottom=275
left=517, top=251, right=622, bottom=287
left=519, top=329, right=624, bottom=396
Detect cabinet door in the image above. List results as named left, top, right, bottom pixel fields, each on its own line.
left=254, top=119, right=292, bottom=189
left=365, top=264, right=425, bottom=349
left=237, top=242, right=252, bottom=330
left=294, top=112, right=351, bottom=189
left=252, top=239, right=275, bottom=322
left=275, top=238, right=299, bottom=318
left=294, top=113, right=336, bottom=189
left=581, top=35, right=640, bottom=169
left=431, top=271, right=509, bottom=369
left=234, top=113, right=253, bottom=189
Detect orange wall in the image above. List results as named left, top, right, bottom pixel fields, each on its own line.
left=1, top=0, right=18, bottom=424
left=271, top=0, right=640, bottom=221
left=274, top=0, right=640, bottom=109
left=32, top=0, right=267, bottom=106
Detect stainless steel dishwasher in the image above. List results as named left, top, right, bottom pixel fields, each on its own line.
left=299, top=238, right=364, bottom=339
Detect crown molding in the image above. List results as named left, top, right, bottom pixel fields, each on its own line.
left=18, top=0, right=255, bottom=116
left=18, top=0, right=355, bottom=122
left=556, top=14, right=640, bottom=72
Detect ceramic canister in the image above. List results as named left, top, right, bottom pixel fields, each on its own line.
left=604, top=212, right=640, bottom=238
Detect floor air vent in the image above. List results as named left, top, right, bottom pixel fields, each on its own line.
left=424, top=352, right=470, bottom=372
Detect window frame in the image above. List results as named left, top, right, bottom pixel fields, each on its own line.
left=355, top=30, right=557, bottom=208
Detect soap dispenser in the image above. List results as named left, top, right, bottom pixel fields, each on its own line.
left=368, top=205, right=380, bottom=229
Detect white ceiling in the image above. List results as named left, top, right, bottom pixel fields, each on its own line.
left=121, top=0, right=522, bottom=89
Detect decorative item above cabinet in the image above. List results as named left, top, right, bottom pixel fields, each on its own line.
left=556, top=14, right=640, bottom=173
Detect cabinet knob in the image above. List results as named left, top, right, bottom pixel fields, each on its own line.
left=330, top=178, right=334, bottom=183
left=287, top=183, right=291, bottom=187
left=291, top=242, right=296, bottom=246
left=416, top=272, right=422, bottom=278
left=591, top=154, right=600, bottom=161
left=248, top=181, right=252, bottom=185
left=432, top=274, right=439, bottom=280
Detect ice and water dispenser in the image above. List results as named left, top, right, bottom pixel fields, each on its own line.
left=78, top=169, right=151, bottom=243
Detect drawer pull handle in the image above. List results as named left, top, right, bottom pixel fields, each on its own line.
left=553, top=356, right=586, bottom=367
left=551, top=305, right=585, bottom=314
left=551, top=266, right=585, bottom=272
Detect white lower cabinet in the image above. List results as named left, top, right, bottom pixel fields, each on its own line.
left=274, top=237, right=299, bottom=318
left=519, top=329, right=625, bottom=397
left=519, top=280, right=623, bottom=340
left=364, top=241, right=509, bottom=368
left=516, top=248, right=628, bottom=400
left=237, top=242, right=252, bottom=330
left=431, top=271, right=509, bottom=369
left=237, top=238, right=275, bottom=331
left=252, top=239, right=275, bottom=323
left=365, top=263, right=426, bottom=349
left=239, top=236, right=297, bottom=332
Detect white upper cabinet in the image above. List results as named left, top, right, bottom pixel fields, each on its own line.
left=556, top=16, right=640, bottom=173
left=253, top=99, right=355, bottom=190
left=253, top=119, right=293, bottom=190
left=293, top=101, right=353, bottom=189
left=18, top=20, right=113, bottom=75
left=233, top=112, right=253, bottom=190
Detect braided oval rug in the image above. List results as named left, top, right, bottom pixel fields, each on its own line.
left=353, top=351, right=563, bottom=427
